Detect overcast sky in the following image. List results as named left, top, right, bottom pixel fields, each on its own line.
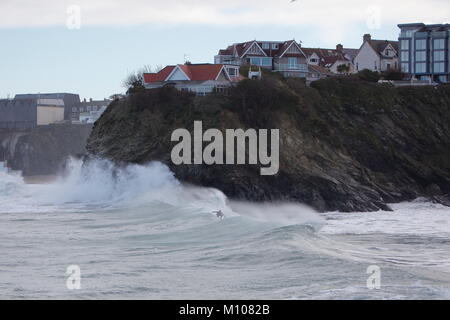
left=0, top=0, right=448, bottom=100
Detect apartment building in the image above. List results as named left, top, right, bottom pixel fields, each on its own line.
left=215, top=40, right=308, bottom=78
left=398, top=23, right=450, bottom=82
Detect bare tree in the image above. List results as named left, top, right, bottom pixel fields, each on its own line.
left=122, top=64, right=165, bottom=94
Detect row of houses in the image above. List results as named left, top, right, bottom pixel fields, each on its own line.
left=0, top=93, right=111, bottom=129
left=143, top=22, right=450, bottom=94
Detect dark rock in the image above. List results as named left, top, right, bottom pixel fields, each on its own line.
left=0, top=124, right=92, bottom=176
left=86, top=77, right=450, bottom=212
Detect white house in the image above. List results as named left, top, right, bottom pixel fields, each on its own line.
left=354, top=34, right=399, bottom=73
left=143, top=63, right=241, bottom=96
left=302, top=44, right=358, bottom=73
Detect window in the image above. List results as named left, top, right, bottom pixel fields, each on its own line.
left=262, top=43, right=270, bottom=49
left=415, top=39, right=427, bottom=50
left=374, top=61, right=377, bottom=70
left=439, top=75, right=448, bottom=83
left=415, top=51, right=426, bottom=61
left=434, top=62, right=445, bottom=73
left=385, top=49, right=391, bottom=56
left=288, top=57, right=297, bottom=68
left=415, top=62, right=426, bottom=73
left=401, top=51, right=409, bottom=62
left=434, top=51, right=445, bottom=61
left=401, top=39, right=409, bottom=50
left=271, top=43, right=278, bottom=49
left=86, top=106, right=91, bottom=111
left=72, top=107, right=77, bottom=112
left=250, top=57, right=272, bottom=66
left=356, top=63, right=359, bottom=71
left=434, top=39, right=445, bottom=50
left=310, top=58, right=318, bottom=63
left=227, top=68, right=236, bottom=76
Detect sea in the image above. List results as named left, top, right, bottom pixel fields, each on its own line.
left=1, top=158, right=450, bottom=299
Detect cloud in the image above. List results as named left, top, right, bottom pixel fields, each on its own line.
left=0, top=0, right=448, bottom=29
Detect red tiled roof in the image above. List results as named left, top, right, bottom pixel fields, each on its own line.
left=218, top=49, right=232, bottom=55
left=143, top=64, right=226, bottom=83
left=179, top=64, right=225, bottom=81
left=143, top=66, right=175, bottom=83
left=218, top=40, right=305, bottom=58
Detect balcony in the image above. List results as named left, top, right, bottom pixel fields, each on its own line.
left=274, top=63, right=308, bottom=72
left=431, top=31, right=447, bottom=37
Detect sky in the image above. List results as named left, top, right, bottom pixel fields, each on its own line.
left=0, top=0, right=449, bottom=100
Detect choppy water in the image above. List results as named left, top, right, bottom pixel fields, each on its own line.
left=1, top=159, right=450, bottom=299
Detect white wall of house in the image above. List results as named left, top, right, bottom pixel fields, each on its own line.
left=381, top=59, right=398, bottom=71
left=37, top=106, right=64, bottom=125
left=307, top=53, right=321, bottom=65
left=168, top=69, right=189, bottom=81
left=177, top=80, right=231, bottom=95
left=354, top=42, right=380, bottom=72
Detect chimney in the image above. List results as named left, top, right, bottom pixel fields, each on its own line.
left=89, top=98, right=93, bottom=102
left=336, top=44, right=343, bottom=53
left=363, top=34, right=371, bottom=42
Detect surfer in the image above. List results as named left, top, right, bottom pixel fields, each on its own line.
left=213, top=210, right=225, bottom=220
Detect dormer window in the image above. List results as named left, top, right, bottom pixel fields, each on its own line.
left=262, top=43, right=270, bottom=49
left=272, top=43, right=278, bottom=49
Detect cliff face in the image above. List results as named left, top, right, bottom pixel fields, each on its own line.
left=0, top=124, right=92, bottom=176
left=86, top=77, right=450, bottom=212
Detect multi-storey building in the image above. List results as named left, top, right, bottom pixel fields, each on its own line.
left=398, top=23, right=450, bottom=83
left=14, top=93, right=80, bottom=121
left=215, top=40, right=308, bottom=78
left=0, top=97, right=65, bottom=129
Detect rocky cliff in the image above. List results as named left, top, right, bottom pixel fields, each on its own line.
left=86, top=76, right=450, bottom=212
left=0, top=124, right=92, bottom=176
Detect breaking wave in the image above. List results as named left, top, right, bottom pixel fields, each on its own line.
left=0, top=157, right=323, bottom=228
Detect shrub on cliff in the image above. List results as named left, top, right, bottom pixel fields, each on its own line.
left=382, top=70, right=406, bottom=81
left=227, top=77, right=299, bottom=128
left=357, top=69, right=381, bottom=82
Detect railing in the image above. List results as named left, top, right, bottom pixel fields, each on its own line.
left=274, top=63, right=308, bottom=72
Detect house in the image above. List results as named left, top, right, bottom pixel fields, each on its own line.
left=0, top=97, right=65, bottom=129
left=14, top=93, right=80, bottom=121
left=143, top=63, right=241, bottom=96
left=73, top=98, right=111, bottom=122
left=322, top=55, right=354, bottom=74
left=353, top=34, right=399, bottom=73
left=307, top=65, right=333, bottom=82
left=214, top=40, right=308, bottom=78
left=398, top=23, right=450, bottom=83
left=302, top=44, right=358, bottom=72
